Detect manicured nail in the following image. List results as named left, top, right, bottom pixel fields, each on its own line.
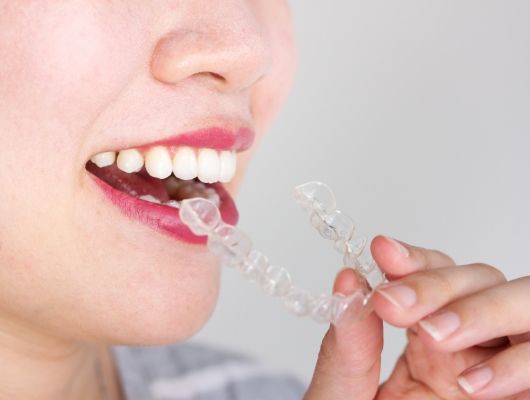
left=457, top=365, right=493, bottom=394
left=419, top=311, right=460, bottom=341
left=376, top=283, right=416, bottom=309
left=385, top=236, right=410, bottom=257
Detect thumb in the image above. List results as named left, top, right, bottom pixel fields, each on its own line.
left=304, top=268, right=383, bottom=400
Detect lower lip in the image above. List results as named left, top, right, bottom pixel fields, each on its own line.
left=88, top=173, right=239, bottom=245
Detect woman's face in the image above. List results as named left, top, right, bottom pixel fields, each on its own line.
left=0, top=1, right=295, bottom=344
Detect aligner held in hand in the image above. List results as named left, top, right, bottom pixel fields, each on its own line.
left=179, top=181, right=386, bottom=325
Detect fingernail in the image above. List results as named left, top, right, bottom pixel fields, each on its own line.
left=419, top=311, right=460, bottom=341
left=457, top=365, right=493, bottom=394
left=385, top=236, right=410, bottom=257
left=376, top=283, right=416, bottom=309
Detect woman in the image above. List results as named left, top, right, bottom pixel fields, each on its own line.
left=0, top=1, right=528, bottom=399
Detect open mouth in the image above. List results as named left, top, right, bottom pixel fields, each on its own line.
left=85, top=127, right=251, bottom=245
left=86, top=146, right=235, bottom=208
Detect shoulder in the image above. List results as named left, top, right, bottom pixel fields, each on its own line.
left=112, top=342, right=306, bottom=400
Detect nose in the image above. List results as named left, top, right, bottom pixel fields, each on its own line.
left=151, top=2, right=271, bottom=93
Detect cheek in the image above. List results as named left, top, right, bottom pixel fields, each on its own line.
left=0, top=2, right=171, bottom=341
left=79, top=246, right=222, bottom=344
left=0, top=2, right=147, bottom=142
left=250, top=1, right=297, bottom=135
left=0, top=1, right=148, bottom=275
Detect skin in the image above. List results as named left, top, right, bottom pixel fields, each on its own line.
left=0, top=1, right=528, bottom=400
left=0, top=1, right=294, bottom=399
left=305, top=237, right=530, bottom=400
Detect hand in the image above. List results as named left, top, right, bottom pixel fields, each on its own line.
left=304, top=236, right=530, bottom=400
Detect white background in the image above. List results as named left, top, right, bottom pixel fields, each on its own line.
left=196, top=0, right=530, bottom=384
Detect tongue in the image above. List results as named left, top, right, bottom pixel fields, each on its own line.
left=87, top=163, right=170, bottom=202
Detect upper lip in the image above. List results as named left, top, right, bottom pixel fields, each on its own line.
left=91, top=126, right=255, bottom=157
left=142, top=126, right=255, bottom=152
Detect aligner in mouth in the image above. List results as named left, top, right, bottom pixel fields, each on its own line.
left=85, top=162, right=221, bottom=208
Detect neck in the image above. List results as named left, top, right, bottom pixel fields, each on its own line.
left=0, top=316, right=123, bottom=400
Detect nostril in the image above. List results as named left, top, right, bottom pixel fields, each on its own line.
left=191, top=71, right=228, bottom=87
left=205, top=72, right=225, bottom=82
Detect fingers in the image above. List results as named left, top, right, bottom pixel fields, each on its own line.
left=457, top=341, right=530, bottom=399
left=403, top=328, right=506, bottom=392
left=304, top=268, right=383, bottom=400
left=372, top=263, right=506, bottom=327
left=417, top=277, right=530, bottom=352
left=370, top=235, right=456, bottom=279
left=377, top=354, right=442, bottom=399
left=509, top=331, right=530, bottom=345
left=370, top=236, right=530, bottom=399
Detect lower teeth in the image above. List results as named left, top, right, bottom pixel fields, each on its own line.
left=165, top=200, right=180, bottom=209
left=137, top=189, right=220, bottom=208
left=138, top=194, right=161, bottom=204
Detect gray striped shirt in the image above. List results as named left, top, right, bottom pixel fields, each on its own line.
left=112, top=343, right=306, bottom=400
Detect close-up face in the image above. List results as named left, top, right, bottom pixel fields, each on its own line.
left=0, top=1, right=295, bottom=345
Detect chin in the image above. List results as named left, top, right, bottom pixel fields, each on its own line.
left=107, top=284, right=220, bottom=346
left=76, top=254, right=222, bottom=346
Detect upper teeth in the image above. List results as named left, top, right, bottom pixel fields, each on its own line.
left=116, top=149, right=144, bottom=173
left=90, top=151, right=116, bottom=168
left=90, top=146, right=237, bottom=184
left=145, top=146, right=172, bottom=179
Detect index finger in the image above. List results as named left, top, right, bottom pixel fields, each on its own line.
left=370, top=235, right=456, bottom=279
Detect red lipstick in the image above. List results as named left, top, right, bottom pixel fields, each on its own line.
left=87, top=126, right=247, bottom=245
left=137, top=127, right=254, bottom=152
left=88, top=173, right=238, bottom=245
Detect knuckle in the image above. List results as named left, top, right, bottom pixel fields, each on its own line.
left=430, top=248, right=456, bottom=265
left=415, top=245, right=456, bottom=268
left=472, top=262, right=506, bottom=282
left=412, top=246, right=434, bottom=268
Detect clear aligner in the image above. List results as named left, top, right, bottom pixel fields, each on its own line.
left=179, top=181, right=386, bottom=326
left=293, top=182, right=387, bottom=290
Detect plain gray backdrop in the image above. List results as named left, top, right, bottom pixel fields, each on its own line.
left=196, top=0, right=530, bottom=384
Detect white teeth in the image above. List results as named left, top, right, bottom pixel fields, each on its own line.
left=145, top=146, right=173, bottom=179
left=91, top=151, right=116, bottom=168
left=95, top=144, right=237, bottom=184
left=197, top=148, right=220, bottom=183
left=138, top=194, right=161, bottom=204
left=165, top=200, right=181, bottom=209
left=173, top=147, right=198, bottom=180
left=219, top=151, right=236, bottom=183
left=117, top=149, right=144, bottom=173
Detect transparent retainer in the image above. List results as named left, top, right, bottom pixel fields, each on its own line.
left=179, top=181, right=387, bottom=326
